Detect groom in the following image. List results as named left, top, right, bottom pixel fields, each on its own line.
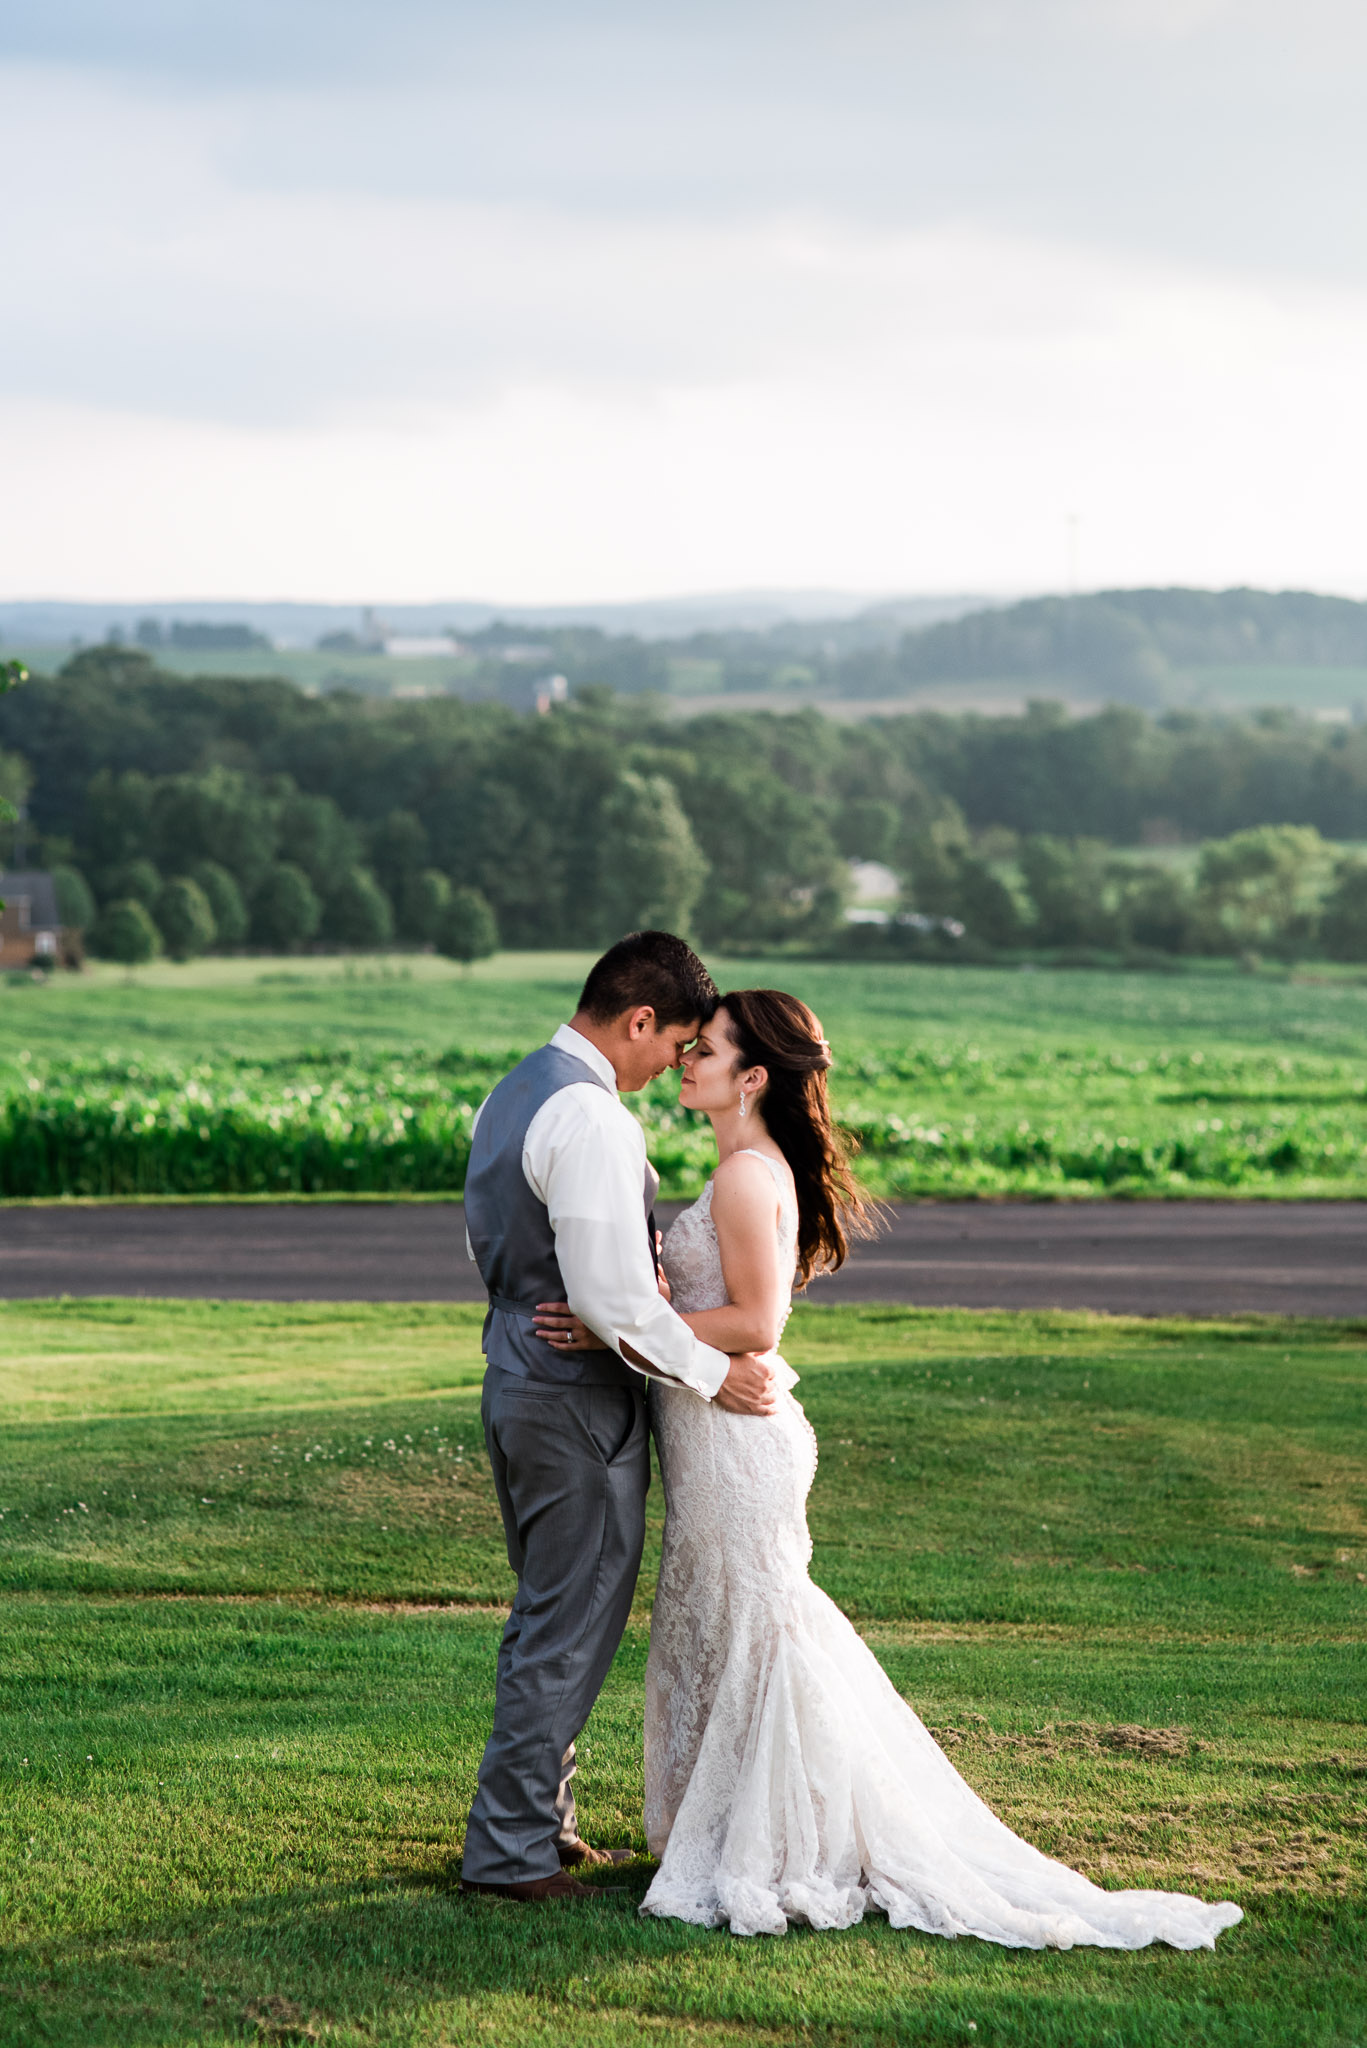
left=458, top=930, right=778, bottom=1902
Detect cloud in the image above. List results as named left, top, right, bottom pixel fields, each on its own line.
left=5, top=237, right=1364, bottom=603
left=4, top=5, right=1366, bottom=268
left=5, top=55, right=1367, bottom=426
left=2, top=2, right=1365, bottom=598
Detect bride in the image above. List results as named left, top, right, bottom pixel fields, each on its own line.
left=550, top=988, right=1243, bottom=1948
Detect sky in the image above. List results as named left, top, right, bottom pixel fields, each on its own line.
left=2, top=0, right=1366, bottom=605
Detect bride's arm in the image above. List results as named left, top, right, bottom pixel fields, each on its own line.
left=677, top=1151, right=788, bottom=1355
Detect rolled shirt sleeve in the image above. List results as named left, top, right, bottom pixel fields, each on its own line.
left=525, top=1085, right=730, bottom=1401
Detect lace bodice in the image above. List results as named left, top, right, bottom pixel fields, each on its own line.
left=661, top=1149, right=798, bottom=1328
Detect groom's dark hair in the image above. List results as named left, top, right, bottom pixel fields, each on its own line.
left=578, top=931, right=718, bottom=1028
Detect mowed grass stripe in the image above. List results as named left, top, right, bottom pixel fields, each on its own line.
left=1, top=1301, right=1365, bottom=2045
left=2, top=1302, right=1364, bottom=1629
left=2, top=1600, right=1365, bottom=2047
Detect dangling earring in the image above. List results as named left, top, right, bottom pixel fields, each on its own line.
left=738, top=1089, right=748, bottom=1118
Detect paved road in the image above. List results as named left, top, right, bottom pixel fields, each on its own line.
left=2, top=1201, right=1364, bottom=1317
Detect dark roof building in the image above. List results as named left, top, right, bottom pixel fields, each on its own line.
left=0, top=870, right=81, bottom=967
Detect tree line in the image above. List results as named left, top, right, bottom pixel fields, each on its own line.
left=2, top=645, right=1366, bottom=963
left=82, top=586, right=1363, bottom=711
left=836, top=587, right=1367, bottom=706
left=892, top=820, right=1367, bottom=964
left=432, top=586, right=1367, bottom=707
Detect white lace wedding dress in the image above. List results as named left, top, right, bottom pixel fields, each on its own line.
left=640, top=1150, right=1243, bottom=1948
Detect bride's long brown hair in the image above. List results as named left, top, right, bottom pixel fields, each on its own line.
left=720, top=989, right=877, bottom=1285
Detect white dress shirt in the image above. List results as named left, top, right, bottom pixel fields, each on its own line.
left=468, top=1024, right=730, bottom=1400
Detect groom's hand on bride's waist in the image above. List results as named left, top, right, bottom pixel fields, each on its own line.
left=532, top=1301, right=777, bottom=1413
left=714, top=1352, right=779, bottom=1416
left=533, top=1302, right=610, bottom=1352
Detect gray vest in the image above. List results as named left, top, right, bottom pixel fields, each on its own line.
left=465, top=1042, right=651, bottom=1388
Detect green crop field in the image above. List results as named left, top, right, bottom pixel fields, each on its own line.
left=1, top=1299, right=1364, bottom=2046
left=3, top=954, right=1367, bottom=1200
left=1168, top=666, right=1367, bottom=714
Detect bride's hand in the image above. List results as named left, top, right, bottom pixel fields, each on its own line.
left=533, top=1301, right=609, bottom=1352
left=656, top=1231, right=671, bottom=1302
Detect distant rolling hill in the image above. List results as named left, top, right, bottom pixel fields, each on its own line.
left=6, top=587, right=1366, bottom=719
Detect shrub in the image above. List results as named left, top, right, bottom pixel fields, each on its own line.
left=251, top=862, right=321, bottom=951
left=88, top=898, right=161, bottom=965
left=398, top=868, right=451, bottom=946
left=99, top=857, right=161, bottom=909
left=371, top=810, right=431, bottom=906
left=436, top=886, right=499, bottom=964
left=154, top=877, right=217, bottom=961
left=52, top=865, right=96, bottom=930
left=187, top=860, right=249, bottom=948
left=1020, top=837, right=1122, bottom=948
left=278, top=790, right=360, bottom=895
left=1118, top=865, right=1197, bottom=954
left=1319, top=857, right=1367, bottom=961
left=321, top=866, right=394, bottom=949
left=950, top=854, right=1022, bottom=948
left=1194, top=825, right=1328, bottom=955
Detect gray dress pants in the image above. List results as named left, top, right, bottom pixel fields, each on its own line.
left=461, top=1365, right=650, bottom=1886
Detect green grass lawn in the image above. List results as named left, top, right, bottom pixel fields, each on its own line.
left=7, top=950, right=1367, bottom=1066
left=2, top=1300, right=1364, bottom=2046
left=4, top=954, right=1367, bottom=1199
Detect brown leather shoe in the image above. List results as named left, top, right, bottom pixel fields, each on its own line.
left=557, top=1840, right=633, bottom=1869
left=458, top=1870, right=612, bottom=1902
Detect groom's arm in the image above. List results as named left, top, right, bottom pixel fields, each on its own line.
left=526, top=1086, right=731, bottom=1401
